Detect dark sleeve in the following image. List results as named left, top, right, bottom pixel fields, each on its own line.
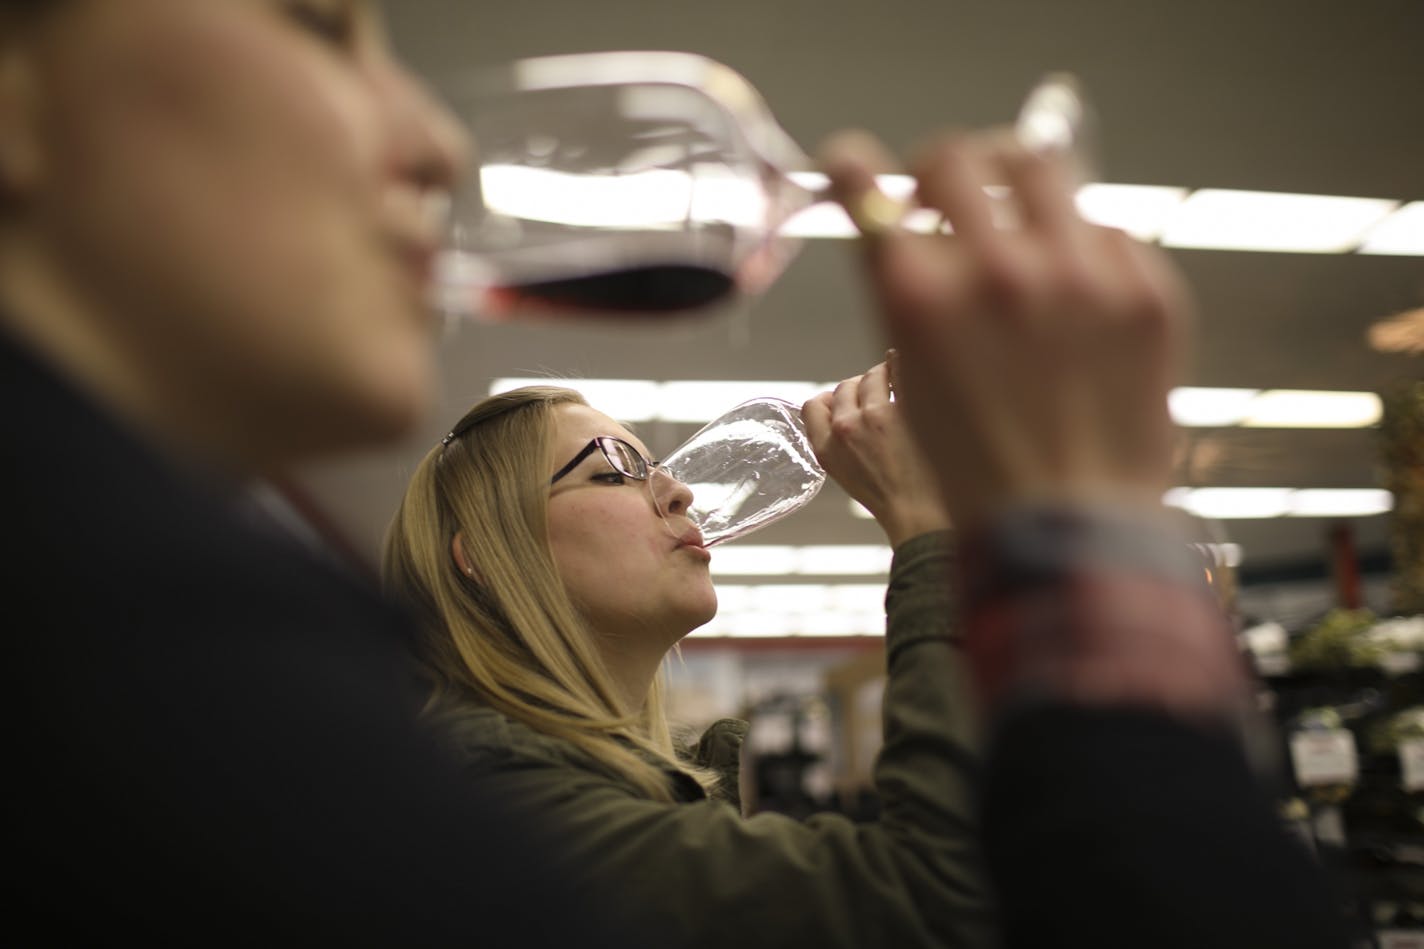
left=9, top=532, right=633, bottom=948
left=1, top=332, right=640, bottom=947
left=958, top=504, right=1351, bottom=949
left=983, top=704, right=1349, bottom=949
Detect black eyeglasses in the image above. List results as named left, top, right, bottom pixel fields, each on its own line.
left=550, top=436, right=655, bottom=485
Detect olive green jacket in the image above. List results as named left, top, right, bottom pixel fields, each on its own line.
left=448, top=532, right=996, bottom=948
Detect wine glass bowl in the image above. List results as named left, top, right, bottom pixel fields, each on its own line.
left=434, top=51, right=1097, bottom=323
left=437, top=52, right=816, bottom=321
left=655, top=396, right=826, bottom=547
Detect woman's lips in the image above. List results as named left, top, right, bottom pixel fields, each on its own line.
left=676, top=527, right=710, bottom=561
left=681, top=544, right=712, bottom=563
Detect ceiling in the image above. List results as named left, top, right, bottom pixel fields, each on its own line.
left=294, top=0, right=1422, bottom=591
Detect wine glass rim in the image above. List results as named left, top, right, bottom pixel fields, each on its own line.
left=449, top=50, right=813, bottom=175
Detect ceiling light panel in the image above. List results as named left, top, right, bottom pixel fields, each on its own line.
left=1168, top=387, right=1261, bottom=426
left=1288, top=489, right=1394, bottom=517
left=493, top=379, right=1385, bottom=431
left=710, top=545, right=892, bottom=577
left=1159, top=189, right=1398, bottom=253
left=691, top=583, right=889, bottom=638
left=707, top=546, right=799, bottom=576
left=1075, top=183, right=1189, bottom=240
left=1241, top=390, right=1383, bottom=428
left=489, top=377, right=661, bottom=422
left=1358, top=201, right=1424, bottom=256
left=1168, top=487, right=1394, bottom=519
left=657, top=381, right=823, bottom=422
left=795, top=545, right=894, bottom=576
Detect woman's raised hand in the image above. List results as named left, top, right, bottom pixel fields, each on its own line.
left=802, top=359, right=951, bottom=548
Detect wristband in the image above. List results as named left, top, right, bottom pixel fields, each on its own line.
left=958, top=502, right=1214, bottom=607
left=958, top=502, right=1248, bottom=720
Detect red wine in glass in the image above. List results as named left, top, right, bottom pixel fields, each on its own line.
left=481, top=263, right=736, bottom=316
left=436, top=52, right=1095, bottom=322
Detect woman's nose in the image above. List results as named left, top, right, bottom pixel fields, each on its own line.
left=650, top=467, right=695, bottom=518
left=382, top=63, right=473, bottom=196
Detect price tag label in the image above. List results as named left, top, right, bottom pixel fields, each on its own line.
left=1289, top=729, right=1358, bottom=787
left=1400, top=738, right=1424, bottom=792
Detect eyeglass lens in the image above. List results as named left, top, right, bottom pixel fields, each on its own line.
left=600, top=437, right=649, bottom=480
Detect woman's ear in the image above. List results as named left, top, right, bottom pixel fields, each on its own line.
left=450, top=531, right=484, bottom=585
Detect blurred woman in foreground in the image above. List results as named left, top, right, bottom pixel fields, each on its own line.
left=0, top=2, right=617, bottom=943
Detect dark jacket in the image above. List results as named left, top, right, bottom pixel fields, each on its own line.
left=446, top=532, right=998, bottom=949
left=1, top=331, right=627, bottom=947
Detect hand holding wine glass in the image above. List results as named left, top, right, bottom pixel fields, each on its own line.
left=816, top=126, right=1191, bottom=532
left=801, top=358, right=950, bottom=549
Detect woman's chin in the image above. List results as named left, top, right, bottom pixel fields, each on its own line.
left=675, top=598, right=719, bottom=642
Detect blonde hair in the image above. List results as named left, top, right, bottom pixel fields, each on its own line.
left=382, top=386, right=710, bottom=802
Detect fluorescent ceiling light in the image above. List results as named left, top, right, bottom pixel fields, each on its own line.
left=691, top=583, right=889, bottom=638
left=481, top=163, right=1415, bottom=255
left=1242, top=390, right=1382, bottom=428
left=747, top=584, right=830, bottom=612
left=1214, top=543, right=1244, bottom=569
left=827, top=584, right=889, bottom=611
left=708, top=585, right=753, bottom=611
left=482, top=164, right=771, bottom=230
left=492, top=379, right=1383, bottom=431
left=489, top=378, right=829, bottom=424
left=489, top=377, right=661, bottom=423
left=1075, top=184, right=1189, bottom=241
left=1168, top=387, right=1382, bottom=429
left=1358, top=201, right=1424, bottom=256
left=903, top=207, right=948, bottom=234
left=1160, top=189, right=1398, bottom=253
left=481, top=165, right=692, bottom=229
left=849, top=500, right=875, bottom=520
left=1171, top=487, right=1296, bottom=519
left=796, top=545, right=894, bottom=576
left=709, top=583, right=886, bottom=614
left=1288, top=489, right=1393, bottom=517
left=781, top=203, right=951, bottom=238
left=1169, top=387, right=1260, bottom=426
left=793, top=612, right=883, bottom=636
left=786, top=171, right=829, bottom=193
left=785, top=171, right=918, bottom=201
left=710, top=545, right=891, bottom=576
left=695, top=612, right=795, bottom=638
left=873, top=174, right=919, bottom=201
left=691, top=610, right=883, bottom=638
left=1168, top=487, right=1393, bottom=519
left=658, top=380, right=822, bottom=422
left=780, top=202, right=858, bottom=239
left=708, top=546, right=798, bottom=576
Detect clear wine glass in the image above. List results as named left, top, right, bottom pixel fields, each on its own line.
left=433, top=51, right=1096, bottom=322
left=652, top=396, right=826, bottom=547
